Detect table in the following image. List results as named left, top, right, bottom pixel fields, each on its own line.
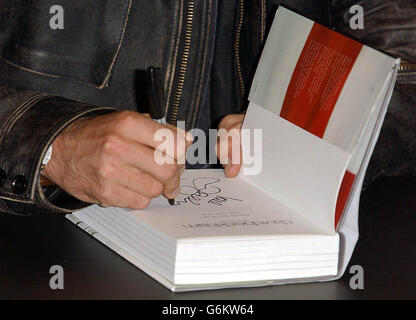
left=1, top=177, right=416, bottom=299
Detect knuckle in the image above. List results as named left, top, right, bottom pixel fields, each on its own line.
left=218, top=114, right=234, bottom=129
left=135, top=197, right=150, bottom=209
left=118, top=110, right=137, bottom=122
left=218, top=114, right=243, bottom=130
left=163, top=164, right=178, bottom=180
left=97, top=185, right=113, bottom=204
left=148, top=180, right=164, bottom=197
left=115, top=111, right=138, bottom=130
left=97, top=162, right=115, bottom=180
left=169, top=179, right=180, bottom=191
left=102, top=134, right=126, bottom=154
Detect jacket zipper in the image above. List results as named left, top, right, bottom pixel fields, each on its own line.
left=259, top=0, right=266, bottom=44
left=398, top=61, right=416, bottom=74
left=169, top=0, right=195, bottom=124
left=235, top=0, right=245, bottom=102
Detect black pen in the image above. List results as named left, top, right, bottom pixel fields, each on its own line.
left=146, top=66, right=175, bottom=205
left=146, top=66, right=167, bottom=125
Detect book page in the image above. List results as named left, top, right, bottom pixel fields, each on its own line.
left=121, top=169, right=333, bottom=240
left=241, top=103, right=350, bottom=234
left=247, top=6, right=397, bottom=229
left=250, top=7, right=396, bottom=153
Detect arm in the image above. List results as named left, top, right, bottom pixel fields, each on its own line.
left=0, top=87, right=191, bottom=215
left=0, top=86, right=116, bottom=215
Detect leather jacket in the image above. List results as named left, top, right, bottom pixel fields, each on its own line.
left=0, top=0, right=415, bottom=215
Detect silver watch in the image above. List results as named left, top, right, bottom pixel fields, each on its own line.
left=42, top=144, right=53, bottom=168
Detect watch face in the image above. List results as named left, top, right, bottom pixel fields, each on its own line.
left=42, top=145, right=53, bottom=166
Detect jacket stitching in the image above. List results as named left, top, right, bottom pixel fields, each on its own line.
left=1, top=56, right=102, bottom=90
left=4, top=94, right=49, bottom=135
left=0, top=0, right=132, bottom=90
left=0, top=93, right=49, bottom=152
left=99, top=0, right=133, bottom=89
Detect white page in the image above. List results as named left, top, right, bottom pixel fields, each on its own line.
left=323, top=46, right=398, bottom=153
left=122, top=169, right=332, bottom=240
left=241, top=103, right=351, bottom=234
left=334, top=60, right=400, bottom=276
left=248, top=7, right=313, bottom=113
left=249, top=7, right=397, bottom=155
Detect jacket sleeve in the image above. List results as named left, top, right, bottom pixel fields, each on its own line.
left=0, top=86, right=117, bottom=215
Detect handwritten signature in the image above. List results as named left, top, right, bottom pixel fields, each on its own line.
left=173, top=177, right=243, bottom=206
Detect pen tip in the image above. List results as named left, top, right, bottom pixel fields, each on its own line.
left=168, top=199, right=175, bottom=206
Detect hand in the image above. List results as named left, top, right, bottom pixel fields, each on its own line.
left=216, top=114, right=244, bottom=178
left=43, top=111, right=192, bottom=209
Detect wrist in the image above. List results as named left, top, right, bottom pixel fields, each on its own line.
left=40, top=144, right=54, bottom=187
left=41, top=117, right=88, bottom=185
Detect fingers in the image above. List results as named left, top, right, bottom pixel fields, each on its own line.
left=165, top=122, right=194, bottom=148
left=112, top=111, right=192, bottom=162
left=99, top=184, right=150, bottom=210
left=216, top=114, right=244, bottom=178
left=222, top=139, right=242, bottom=178
left=216, top=126, right=242, bottom=161
left=96, top=143, right=183, bottom=206
left=218, top=114, right=244, bottom=130
left=113, top=140, right=181, bottom=186
left=116, top=162, right=183, bottom=200
left=163, top=165, right=185, bottom=199
left=100, top=111, right=192, bottom=200
left=110, top=165, right=164, bottom=199
left=104, top=137, right=184, bottom=200
left=45, top=110, right=193, bottom=211
left=224, top=163, right=241, bottom=178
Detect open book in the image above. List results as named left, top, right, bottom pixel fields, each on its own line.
left=67, top=7, right=400, bottom=291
